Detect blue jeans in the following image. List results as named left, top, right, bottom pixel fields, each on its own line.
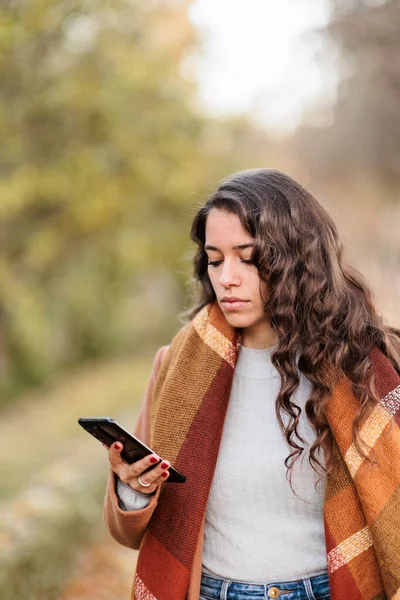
left=200, top=571, right=330, bottom=600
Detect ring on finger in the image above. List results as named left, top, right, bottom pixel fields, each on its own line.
left=137, top=474, right=151, bottom=488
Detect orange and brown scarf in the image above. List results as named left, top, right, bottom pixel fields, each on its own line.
left=134, top=302, right=400, bottom=600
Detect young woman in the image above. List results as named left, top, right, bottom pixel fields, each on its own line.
left=104, top=169, right=400, bottom=600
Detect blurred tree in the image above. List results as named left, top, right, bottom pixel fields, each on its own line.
left=294, top=0, right=400, bottom=187
left=0, top=0, right=240, bottom=397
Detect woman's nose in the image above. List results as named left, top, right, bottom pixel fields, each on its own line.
left=219, top=261, right=240, bottom=287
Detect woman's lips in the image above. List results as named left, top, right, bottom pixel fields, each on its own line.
left=221, top=300, right=249, bottom=310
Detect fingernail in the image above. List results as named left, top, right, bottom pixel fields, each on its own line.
left=149, top=456, right=158, bottom=464
left=161, top=462, right=169, bottom=469
left=162, top=471, right=168, bottom=477
left=114, top=442, right=122, bottom=450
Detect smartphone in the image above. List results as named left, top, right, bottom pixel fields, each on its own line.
left=78, top=417, right=186, bottom=483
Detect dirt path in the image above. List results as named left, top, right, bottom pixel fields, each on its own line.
left=58, top=537, right=137, bottom=600
left=0, top=351, right=156, bottom=599
left=0, top=353, right=153, bottom=501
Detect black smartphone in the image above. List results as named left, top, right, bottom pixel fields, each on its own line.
left=78, top=417, right=186, bottom=483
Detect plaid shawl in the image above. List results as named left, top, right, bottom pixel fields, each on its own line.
left=134, top=302, right=400, bottom=600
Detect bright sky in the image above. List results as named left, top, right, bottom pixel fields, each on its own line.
left=188, top=0, right=335, bottom=133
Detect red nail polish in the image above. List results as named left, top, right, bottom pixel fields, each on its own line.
left=161, top=462, right=169, bottom=469
left=162, top=471, right=168, bottom=477
left=149, top=456, right=158, bottom=464
left=114, top=442, right=121, bottom=450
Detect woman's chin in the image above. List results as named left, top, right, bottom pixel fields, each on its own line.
left=222, top=312, right=253, bottom=328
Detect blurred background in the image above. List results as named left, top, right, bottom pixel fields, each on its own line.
left=0, top=0, right=399, bottom=597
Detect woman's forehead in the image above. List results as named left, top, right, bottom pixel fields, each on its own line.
left=205, top=209, right=253, bottom=243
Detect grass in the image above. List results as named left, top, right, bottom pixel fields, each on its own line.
left=0, top=348, right=159, bottom=599
left=0, top=482, right=105, bottom=600
left=0, top=351, right=155, bottom=501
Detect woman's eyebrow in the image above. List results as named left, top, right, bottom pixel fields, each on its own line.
left=204, top=243, right=256, bottom=251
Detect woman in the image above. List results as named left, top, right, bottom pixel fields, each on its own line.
left=104, top=169, right=400, bottom=600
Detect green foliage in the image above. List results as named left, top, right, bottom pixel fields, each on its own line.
left=0, top=0, right=240, bottom=399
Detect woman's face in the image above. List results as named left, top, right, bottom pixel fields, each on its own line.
left=204, top=208, right=273, bottom=346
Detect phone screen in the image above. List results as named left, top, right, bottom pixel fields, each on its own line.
left=78, top=417, right=186, bottom=483
left=100, top=423, right=148, bottom=463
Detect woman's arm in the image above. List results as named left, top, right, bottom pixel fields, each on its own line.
left=103, top=345, right=169, bottom=549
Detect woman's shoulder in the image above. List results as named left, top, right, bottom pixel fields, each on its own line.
left=151, top=317, right=197, bottom=370
left=153, top=345, right=170, bottom=369
left=151, top=312, right=202, bottom=374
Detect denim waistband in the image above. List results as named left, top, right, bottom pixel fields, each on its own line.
left=200, top=571, right=330, bottom=600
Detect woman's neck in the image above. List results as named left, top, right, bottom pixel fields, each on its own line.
left=242, top=326, right=278, bottom=350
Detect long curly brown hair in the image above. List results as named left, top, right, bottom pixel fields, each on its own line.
left=188, top=169, right=400, bottom=477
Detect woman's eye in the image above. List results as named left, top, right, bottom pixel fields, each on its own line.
left=207, top=260, right=222, bottom=267
left=207, top=258, right=253, bottom=267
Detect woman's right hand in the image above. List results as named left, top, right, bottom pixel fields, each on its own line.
left=107, top=442, right=170, bottom=495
